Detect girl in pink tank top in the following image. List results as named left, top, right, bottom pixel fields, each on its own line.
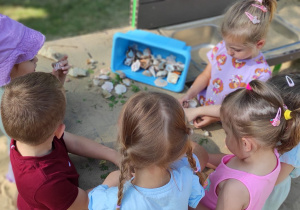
left=195, top=80, right=295, bottom=210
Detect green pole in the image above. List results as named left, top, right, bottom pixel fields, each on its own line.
left=272, top=64, right=282, bottom=75
left=131, top=0, right=137, bottom=28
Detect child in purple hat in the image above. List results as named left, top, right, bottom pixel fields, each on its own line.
left=0, top=13, right=70, bottom=183
left=0, top=14, right=120, bottom=209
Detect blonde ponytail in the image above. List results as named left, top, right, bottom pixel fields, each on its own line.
left=262, top=0, right=277, bottom=22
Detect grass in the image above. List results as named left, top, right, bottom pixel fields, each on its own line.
left=0, top=0, right=130, bottom=40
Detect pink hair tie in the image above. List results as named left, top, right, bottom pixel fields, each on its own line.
left=116, top=205, right=121, bottom=209
left=270, top=107, right=281, bottom=127
left=246, top=83, right=252, bottom=90
left=194, top=167, right=200, bottom=173
left=255, top=0, right=263, bottom=3
left=252, top=4, right=267, bottom=12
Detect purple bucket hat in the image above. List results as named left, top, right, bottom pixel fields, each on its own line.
left=0, top=14, right=45, bottom=87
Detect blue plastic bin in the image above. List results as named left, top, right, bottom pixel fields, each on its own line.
left=111, top=30, right=191, bottom=92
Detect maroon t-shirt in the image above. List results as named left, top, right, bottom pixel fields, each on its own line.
left=10, top=135, right=79, bottom=210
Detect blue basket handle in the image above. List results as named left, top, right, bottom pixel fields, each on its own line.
left=126, top=30, right=189, bottom=51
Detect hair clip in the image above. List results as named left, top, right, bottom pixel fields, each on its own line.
left=194, top=167, right=200, bottom=173
left=284, top=109, right=292, bottom=120
left=270, top=107, right=281, bottom=126
left=245, top=12, right=260, bottom=24
left=246, top=83, right=252, bottom=90
left=285, top=75, right=295, bottom=87
left=252, top=4, right=267, bottom=12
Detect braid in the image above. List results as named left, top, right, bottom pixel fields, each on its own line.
left=116, top=149, right=130, bottom=209
left=186, top=145, right=205, bottom=185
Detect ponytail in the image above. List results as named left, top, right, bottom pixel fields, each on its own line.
left=262, top=0, right=277, bottom=22
left=267, top=73, right=300, bottom=154
left=278, top=108, right=300, bottom=153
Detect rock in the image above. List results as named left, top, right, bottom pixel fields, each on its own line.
left=68, top=67, right=87, bottom=77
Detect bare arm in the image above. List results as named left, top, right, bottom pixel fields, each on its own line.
left=179, top=63, right=212, bottom=106
left=86, top=170, right=121, bottom=194
left=67, top=188, right=89, bottom=210
left=191, top=141, right=209, bottom=171
left=275, top=162, right=294, bottom=185
left=184, top=105, right=221, bottom=122
left=189, top=203, right=210, bottom=210
left=216, top=179, right=249, bottom=210
left=63, top=131, right=120, bottom=167
left=102, top=170, right=121, bottom=187
left=207, top=153, right=227, bottom=169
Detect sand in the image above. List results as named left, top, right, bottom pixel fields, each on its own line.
left=0, top=26, right=299, bottom=209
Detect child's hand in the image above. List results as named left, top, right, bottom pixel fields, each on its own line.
left=193, top=116, right=220, bottom=128
left=178, top=95, right=190, bottom=108
left=51, top=55, right=71, bottom=84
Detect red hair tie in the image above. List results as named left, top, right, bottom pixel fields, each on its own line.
left=246, top=83, right=252, bottom=90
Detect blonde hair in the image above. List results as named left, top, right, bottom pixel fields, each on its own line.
left=220, top=80, right=287, bottom=153
left=1, top=72, right=66, bottom=146
left=116, top=92, right=204, bottom=209
left=221, top=0, right=277, bottom=45
left=268, top=73, right=300, bottom=153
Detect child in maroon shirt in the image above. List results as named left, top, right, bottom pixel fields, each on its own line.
left=1, top=72, right=120, bottom=210
left=10, top=135, right=79, bottom=210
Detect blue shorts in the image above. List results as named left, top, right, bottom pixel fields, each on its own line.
left=262, top=175, right=291, bottom=210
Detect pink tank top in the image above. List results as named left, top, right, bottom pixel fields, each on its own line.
left=201, top=151, right=280, bottom=209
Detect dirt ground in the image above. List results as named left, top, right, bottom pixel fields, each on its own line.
left=0, top=27, right=299, bottom=209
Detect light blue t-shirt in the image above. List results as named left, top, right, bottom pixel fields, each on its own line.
left=262, top=145, right=300, bottom=210
left=280, top=143, right=300, bottom=178
left=88, top=155, right=205, bottom=210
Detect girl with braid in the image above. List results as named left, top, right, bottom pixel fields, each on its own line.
left=88, top=92, right=208, bottom=210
